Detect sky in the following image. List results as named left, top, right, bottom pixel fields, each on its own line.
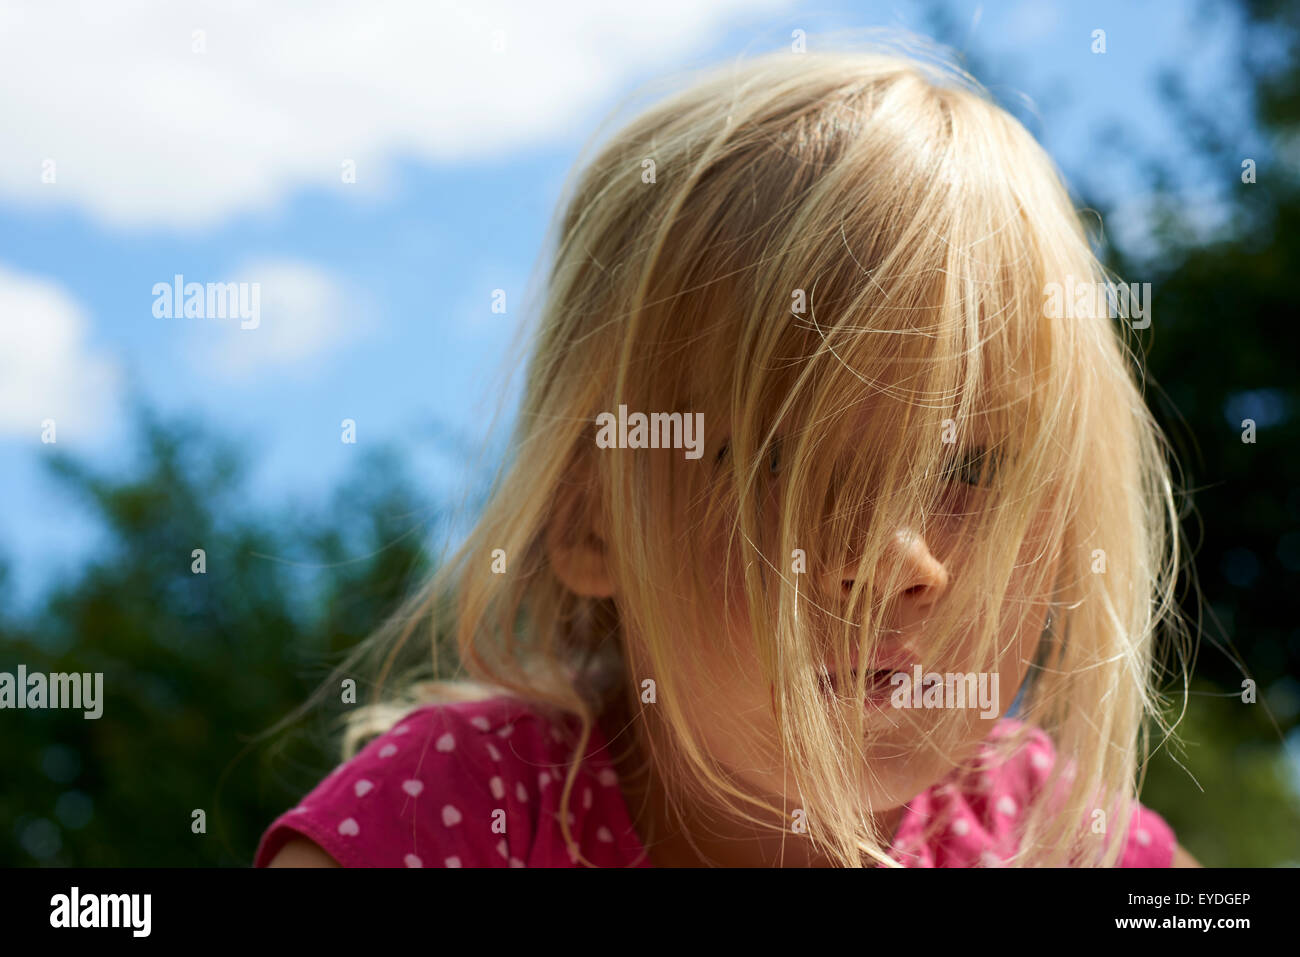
left=0, top=0, right=1258, bottom=611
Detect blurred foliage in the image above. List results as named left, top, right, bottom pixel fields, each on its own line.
left=0, top=405, right=441, bottom=865
left=1143, top=680, right=1300, bottom=867
left=2, top=0, right=1298, bottom=867
left=1095, top=0, right=1300, bottom=866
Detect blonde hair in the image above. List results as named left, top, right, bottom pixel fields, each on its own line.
left=327, top=33, right=1190, bottom=868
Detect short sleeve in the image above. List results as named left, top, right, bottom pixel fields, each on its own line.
left=1119, top=803, right=1176, bottom=867
left=255, top=700, right=546, bottom=868
left=965, top=720, right=1179, bottom=868
left=1016, top=724, right=1177, bottom=868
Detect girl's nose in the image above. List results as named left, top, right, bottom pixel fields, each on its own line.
left=837, top=527, right=949, bottom=614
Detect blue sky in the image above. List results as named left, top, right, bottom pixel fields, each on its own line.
left=0, top=0, right=1258, bottom=611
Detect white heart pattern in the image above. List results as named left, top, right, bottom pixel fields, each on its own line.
left=337, top=817, right=360, bottom=836
left=441, top=804, right=462, bottom=827
left=435, top=732, right=455, bottom=752
left=404, top=854, right=423, bottom=868
left=354, top=779, right=374, bottom=797
left=402, top=779, right=424, bottom=797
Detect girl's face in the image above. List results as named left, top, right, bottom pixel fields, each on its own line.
left=671, top=403, right=1061, bottom=823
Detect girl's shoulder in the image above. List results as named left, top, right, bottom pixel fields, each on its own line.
left=255, top=694, right=649, bottom=868
left=888, top=717, right=1177, bottom=867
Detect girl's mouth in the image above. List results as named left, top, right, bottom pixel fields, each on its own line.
left=822, top=668, right=897, bottom=703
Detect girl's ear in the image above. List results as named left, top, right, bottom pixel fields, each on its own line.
left=545, top=458, right=615, bottom=598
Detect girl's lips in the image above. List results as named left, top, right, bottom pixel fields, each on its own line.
left=822, top=668, right=900, bottom=700
left=821, top=646, right=917, bottom=685
left=816, top=646, right=917, bottom=705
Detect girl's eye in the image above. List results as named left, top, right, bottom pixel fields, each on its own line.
left=941, top=446, right=1001, bottom=488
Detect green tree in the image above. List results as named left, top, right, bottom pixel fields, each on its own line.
left=1093, top=0, right=1300, bottom=865
left=0, top=404, right=441, bottom=865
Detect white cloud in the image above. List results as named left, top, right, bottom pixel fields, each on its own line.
left=0, top=264, right=120, bottom=439
left=182, top=258, right=364, bottom=378
left=0, top=0, right=790, bottom=229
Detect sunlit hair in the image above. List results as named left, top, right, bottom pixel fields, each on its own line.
left=326, top=33, right=1190, bottom=867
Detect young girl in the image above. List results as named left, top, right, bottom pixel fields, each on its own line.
left=257, top=37, right=1200, bottom=868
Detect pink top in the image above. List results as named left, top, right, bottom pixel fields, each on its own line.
left=255, top=694, right=1176, bottom=868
